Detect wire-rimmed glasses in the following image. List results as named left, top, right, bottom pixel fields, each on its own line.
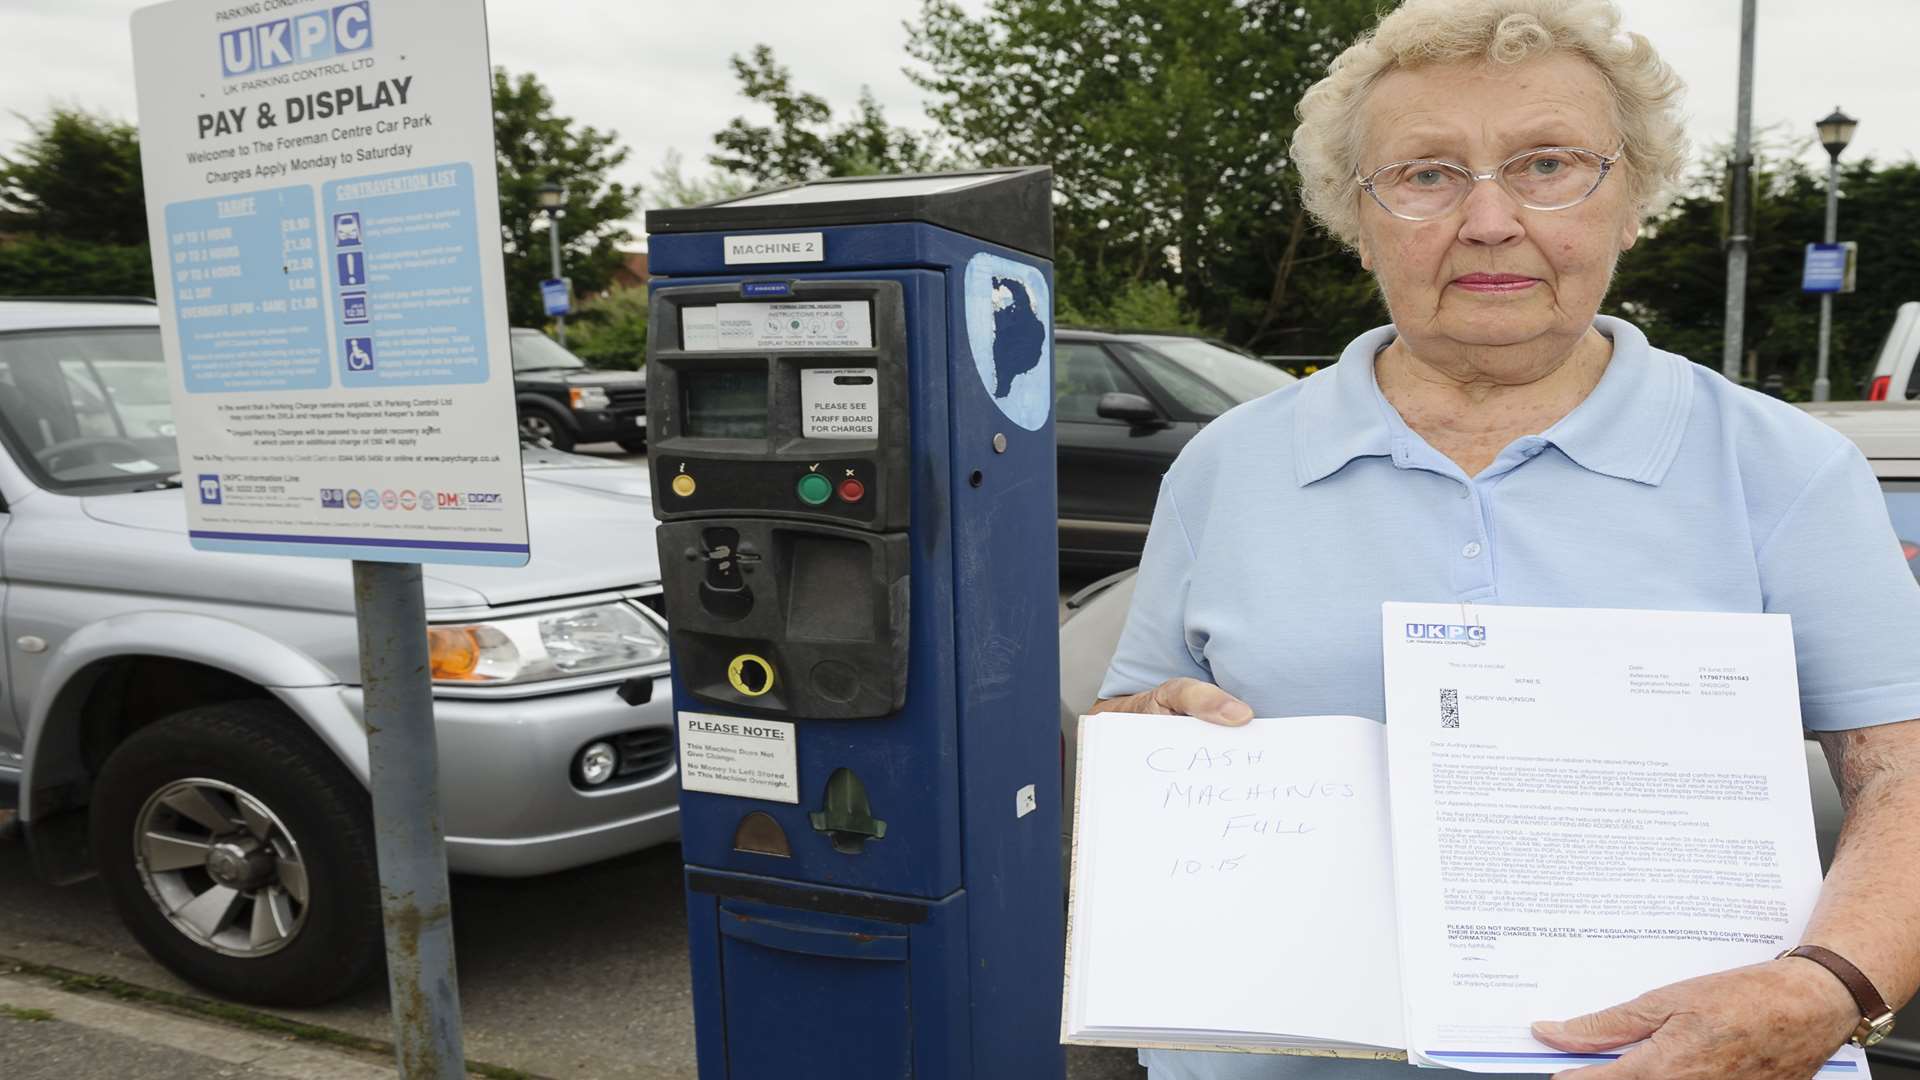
left=1357, top=146, right=1622, bottom=221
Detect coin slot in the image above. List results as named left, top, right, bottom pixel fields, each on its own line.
left=727, top=653, right=775, bottom=697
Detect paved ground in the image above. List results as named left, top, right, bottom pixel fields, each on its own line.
left=0, top=971, right=399, bottom=1079
left=0, top=825, right=1141, bottom=1078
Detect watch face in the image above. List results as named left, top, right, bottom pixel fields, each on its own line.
left=1865, top=1025, right=1891, bottom=1048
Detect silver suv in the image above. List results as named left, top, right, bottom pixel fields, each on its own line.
left=0, top=299, right=678, bottom=1006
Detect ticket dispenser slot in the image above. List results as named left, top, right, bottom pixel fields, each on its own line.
left=650, top=280, right=910, bottom=720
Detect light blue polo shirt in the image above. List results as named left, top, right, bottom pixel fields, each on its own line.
left=1099, top=316, right=1920, bottom=1080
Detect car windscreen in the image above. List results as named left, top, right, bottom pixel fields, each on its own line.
left=1881, top=481, right=1920, bottom=581
left=1123, top=337, right=1296, bottom=414
left=0, top=328, right=182, bottom=493
left=510, top=331, right=587, bottom=372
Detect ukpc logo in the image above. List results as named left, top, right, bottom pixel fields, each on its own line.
left=219, top=2, right=372, bottom=79
left=1405, top=622, right=1487, bottom=647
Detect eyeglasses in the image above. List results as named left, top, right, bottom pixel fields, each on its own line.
left=1357, top=146, right=1622, bottom=221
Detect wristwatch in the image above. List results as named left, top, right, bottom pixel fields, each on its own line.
left=1778, top=944, right=1898, bottom=1048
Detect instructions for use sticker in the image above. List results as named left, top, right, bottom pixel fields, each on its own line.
left=678, top=712, right=800, bottom=803
left=682, top=301, right=873, bottom=352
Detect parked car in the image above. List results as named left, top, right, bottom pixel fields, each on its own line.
left=0, top=299, right=677, bottom=1007
left=1056, top=400, right=1920, bottom=1070
left=512, top=327, right=648, bottom=452
left=1863, top=302, right=1920, bottom=402
left=1054, top=328, right=1295, bottom=569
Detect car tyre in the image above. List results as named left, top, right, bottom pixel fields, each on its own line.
left=90, top=701, right=382, bottom=1007
left=519, top=403, right=576, bottom=452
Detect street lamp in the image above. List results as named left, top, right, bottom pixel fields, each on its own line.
left=538, top=182, right=569, bottom=345
left=1812, top=107, right=1856, bottom=402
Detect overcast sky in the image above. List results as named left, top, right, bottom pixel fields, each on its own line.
left=2, top=0, right=1915, bottom=235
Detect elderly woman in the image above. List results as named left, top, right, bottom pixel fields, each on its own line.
left=1093, top=2, right=1920, bottom=1079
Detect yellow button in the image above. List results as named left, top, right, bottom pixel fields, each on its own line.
left=671, top=474, right=696, bottom=497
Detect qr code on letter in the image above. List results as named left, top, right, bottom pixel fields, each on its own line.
left=1440, top=688, right=1460, bottom=729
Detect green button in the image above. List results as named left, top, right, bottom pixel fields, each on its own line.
left=797, top=473, right=832, bottom=505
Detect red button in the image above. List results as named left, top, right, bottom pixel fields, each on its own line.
left=838, top=478, right=866, bottom=502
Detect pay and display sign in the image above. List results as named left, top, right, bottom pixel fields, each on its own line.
left=132, top=0, right=529, bottom=566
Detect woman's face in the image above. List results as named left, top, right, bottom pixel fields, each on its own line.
left=1354, top=53, right=1640, bottom=374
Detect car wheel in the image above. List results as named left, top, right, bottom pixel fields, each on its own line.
left=616, top=435, right=647, bottom=453
left=90, top=701, right=382, bottom=1007
left=518, top=404, right=575, bottom=451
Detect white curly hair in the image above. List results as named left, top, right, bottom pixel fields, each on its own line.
left=1290, top=0, right=1689, bottom=249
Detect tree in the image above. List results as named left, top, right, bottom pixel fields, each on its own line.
left=707, top=45, right=939, bottom=189
left=651, top=149, right=753, bottom=209
left=564, top=284, right=650, bottom=370
left=1610, top=145, right=1920, bottom=399
left=0, top=107, right=147, bottom=245
left=908, top=0, right=1380, bottom=352
left=492, top=69, right=638, bottom=327
left=0, top=108, right=154, bottom=297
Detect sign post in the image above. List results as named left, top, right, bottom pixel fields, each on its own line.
left=131, top=2, right=529, bottom=1075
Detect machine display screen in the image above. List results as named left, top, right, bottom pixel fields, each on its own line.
left=683, top=370, right=768, bottom=439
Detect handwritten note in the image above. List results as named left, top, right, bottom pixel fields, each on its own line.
left=1064, top=712, right=1406, bottom=1053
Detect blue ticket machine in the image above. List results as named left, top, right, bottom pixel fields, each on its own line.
left=644, top=168, right=1064, bottom=1078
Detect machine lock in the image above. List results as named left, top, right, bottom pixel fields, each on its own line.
left=810, top=768, right=887, bottom=855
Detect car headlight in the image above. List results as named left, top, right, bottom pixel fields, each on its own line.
left=568, top=386, right=611, bottom=411
left=428, top=602, right=668, bottom=684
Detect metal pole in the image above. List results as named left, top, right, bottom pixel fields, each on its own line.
left=353, top=560, right=466, bottom=1079
left=547, top=209, right=566, bottom=347
left=1813, top=154, right=1839, bottom=402
left=1721, top=0, right=1757, bottom=383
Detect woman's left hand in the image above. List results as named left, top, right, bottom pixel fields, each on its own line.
left=1531, top=958, right=1862, bottom=1078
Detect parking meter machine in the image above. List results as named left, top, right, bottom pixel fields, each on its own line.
left=645, top=168, right=1064, bottom=1079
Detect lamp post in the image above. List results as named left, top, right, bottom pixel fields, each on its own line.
left=1812, top=106, right=1857, bottom=402
left=538, top=181, right=568, bottom=346
left=1721, top=0, right=1756, bottom=384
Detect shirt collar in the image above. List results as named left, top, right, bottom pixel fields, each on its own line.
left=1292, top=315, right=1693, bottom=488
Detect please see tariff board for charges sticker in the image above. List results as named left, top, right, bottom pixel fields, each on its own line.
left=131, top=0, right=529, bottom=566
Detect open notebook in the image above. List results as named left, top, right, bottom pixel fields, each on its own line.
left=1062, top=603, right=1872, bottom=1076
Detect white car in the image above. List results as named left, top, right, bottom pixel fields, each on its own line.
left=1865, top=302, right=1920, bottom=402
left=1058, top=400, right=1920, bottom=1070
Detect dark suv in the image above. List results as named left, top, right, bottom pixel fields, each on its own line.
left=513, top=328, right=648, bottom=452
left=1055, top=328, right=1296, bottom=570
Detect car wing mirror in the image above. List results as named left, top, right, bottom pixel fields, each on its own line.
left=1095, top=391, right=1165, bottom=427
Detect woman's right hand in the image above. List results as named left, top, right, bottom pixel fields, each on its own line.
left=1090, top=677, right=1253, bottom=727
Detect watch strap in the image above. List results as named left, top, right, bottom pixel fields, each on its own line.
left=1778, top=944, right=1895, bottom=1046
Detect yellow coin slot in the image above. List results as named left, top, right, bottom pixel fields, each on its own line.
left=671, top=474, right=697, bottom=497
left=727, top=653, right=775, bottom=697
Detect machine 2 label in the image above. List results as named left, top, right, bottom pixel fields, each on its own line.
left=678, top=711, right=799, bottom=804
left=723, top=232, right=824, bottom=265
left=799, top=367, right=880, bottom=439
